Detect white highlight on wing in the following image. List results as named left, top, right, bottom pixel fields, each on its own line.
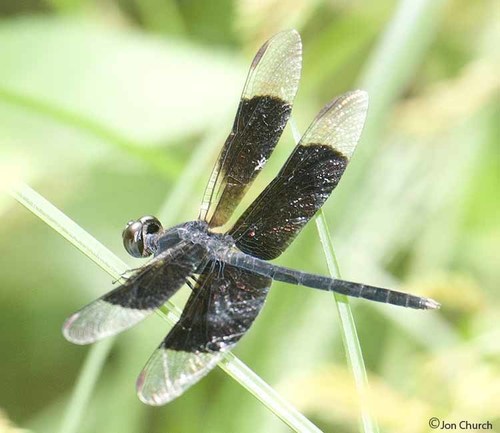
left=62, top=300, right=151, bottom=345
left=243, top=29, right=302, bottom=102
left=137, top=348, right=224, bottom=406
left=300, top=90, right=369, bottom=159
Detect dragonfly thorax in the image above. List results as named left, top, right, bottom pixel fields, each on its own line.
left=177, top=220, right=235, bottom=257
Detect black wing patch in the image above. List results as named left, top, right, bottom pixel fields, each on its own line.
left=63, top=242, right=207, bottom=344
left=166, top=262, right=271, bottom=352
left=136, top=262, right=271, bottom=405
left=200, top=30, right=302, bottom=227
left=230, top=91, right=369, bottom=260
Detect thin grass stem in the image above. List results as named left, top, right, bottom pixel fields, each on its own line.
left=315, top=213, right=378, bottom=433
left=57, top=339, right=114, bottom=433
left=290, top=119, right=378, bottom=433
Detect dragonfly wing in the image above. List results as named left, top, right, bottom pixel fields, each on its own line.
left=137, top=261, right=271, bottom=405
left=200, top=30, right=302, bottom=227
left=63, top=242, right=207, bottom=344
left=230, top=91, right=369, bottom=259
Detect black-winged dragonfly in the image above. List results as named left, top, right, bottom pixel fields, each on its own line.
left=63, top=30, right=439, bottom=405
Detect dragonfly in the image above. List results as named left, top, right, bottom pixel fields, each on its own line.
left=63, top=30, right=440, bottom=406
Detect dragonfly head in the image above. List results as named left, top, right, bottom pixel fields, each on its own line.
left=122, top=215, right=163, bottom=258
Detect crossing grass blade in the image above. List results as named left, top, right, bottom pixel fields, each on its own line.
left=315, top=213, right=378, bottom=433
left=290, top=119, right=379, bottom=433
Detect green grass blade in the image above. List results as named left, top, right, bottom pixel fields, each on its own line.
left=0, top=87, right=181, bottom=180
left=57, top=339, right=114, bottom=433
left=315, top=214, right=378, bottom=433
left=290, top=119, right=378, bottom=433
left=8, top=183, right=321, bottom=433
left=9, top=183, right=128, bottom=280
left=218, top=353, right=322, bottom=433
left=283, top=0, right=447, bottom=428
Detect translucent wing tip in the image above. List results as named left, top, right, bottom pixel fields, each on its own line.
left=273, top=28, right=302, bottom=62
left=136, top=349, right=186, bottom=406
left=62, top=300, right=149, bottom=345
left=324, top=89, right=369, bottom=117
left=251, top=29, right=301, bottom=69
left=255, top=28, right=302, bottom=66
left=299, top=89, right=370, bottom=160
left=351, top=89, right=369, bottom=114
left=136, top=369, right=177, bottom=406
left=246, top=28, right=302, bottom=103
left=268, top=28, right=301, bottom=47
left=136, top=348, right=223, bottom=406
left=352, top=88, right=369, bottom=102
left=62, top=311, right=90, bottom=345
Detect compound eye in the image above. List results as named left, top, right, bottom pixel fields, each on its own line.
left=122, top=220, right=145, bottom=258
left=139, top=215, right=162, bottom=235
left=122, top=216, right=163, bottom=258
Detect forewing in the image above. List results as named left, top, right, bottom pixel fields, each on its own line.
left=136, top=262, right=271, bottom=405
left=230, top=90, right=369, bottom=260
left=63, top=242, right=207, bottom=344
left=200, top=30, right=302, bottom=227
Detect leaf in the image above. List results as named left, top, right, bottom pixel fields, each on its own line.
left=0, top=17, right=243, bottom=143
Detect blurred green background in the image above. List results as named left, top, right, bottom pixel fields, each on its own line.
left=0, top=0, right=499, bottom=432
